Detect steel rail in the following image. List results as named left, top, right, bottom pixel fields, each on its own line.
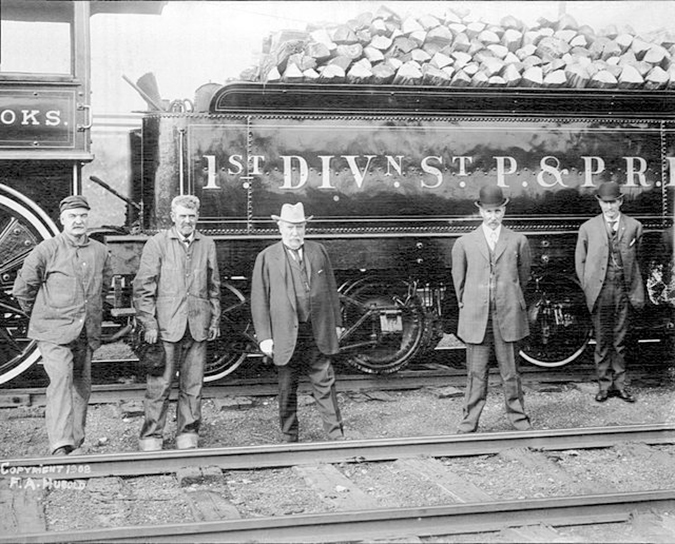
left=4, top=489, right=675, bottom=543
left=1, top=365, right=601, bottom=406
left=2, top=424, right=674, bottom=480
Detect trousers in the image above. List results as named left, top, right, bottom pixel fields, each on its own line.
left=139, top=330, right=205, bottom=443
left=277, top=323, right=343, bottom=441
left=39, top=331, right=92, bottom=453
left=458, top=312, right=530, bottom=433
left=592, top=273, right=630, bottom=392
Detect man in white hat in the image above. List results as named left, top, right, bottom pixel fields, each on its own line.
left=451, top=185, right=532, bottom=433
left=251, top=202, right=344, bottom=442
left=575, top=181, right=644, bottom=403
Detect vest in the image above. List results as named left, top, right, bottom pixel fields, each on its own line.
left=286, top=248, right=311, bottom=322
left=606, top=222, right=624, bottom=281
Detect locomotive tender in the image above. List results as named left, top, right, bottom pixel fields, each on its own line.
left=1, top=2, right=673, bottom=386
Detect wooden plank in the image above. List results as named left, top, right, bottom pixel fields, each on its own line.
left=393, top=457, right=493, bottom=503
left=293, top=464, right=378, bottom=510
left=183, top=490, right=241, bottom=521
left=0, top=394, right=30, bottom=408
left=500, top=523, right=584, bottom=542
left=0, top=479, right=47, bottom=535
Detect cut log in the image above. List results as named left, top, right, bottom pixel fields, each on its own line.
left=618, top=50, right=638, bottom=66
left=644, top=44, right=669, bottom=66
left=466, top=21, right=486, bottom=38
left=425, top=25, right=453, bottom=49
left=370, top=18, right=388, bottom=36
left=390, top=36, right=417, bottom=55
left=618, top=65, right=644, bottom=89
left=487, top=44, right=509, bottom=59
left=375, top=5, right=401, bottom=23
left=645, top=66, right=669, bottom=89
left=450, top=69, right=472, bottom=87
left=565, top=63, right=591, bottom=88
left=601, top=24, right=619, bottom=39
left=302, top=68, right=320, bottom=82
left=602, top=40, right=622, bottom=60
left=487, top=75, right=507, bottom=87
left=503, top=28, right=523, bottom=52
left=355, top=29, right=372, bottom=45
left=616, top=33, right=634, bottom=52
left=401, top=16, right=423, bottom=35
left=500, top=15, right=524, bottom=31
left=452, top=51, right=472, bottom=68
left=418, top=14, right=441, bottom=30
left=310, top=28, right=335, bottom=49
left=370, top=35, right=393, bottom=51
left=522, top=55, right=543, bottom=68
left=451, top=32, right=471, bottom=53
left=346, top=59, right=373, bottom=84
left=386, top=57, right=403, bottom=71
left=502, top=63, right=522, bottom=86
left=471, top=71, right=489, bottom=87
left=543, top=69, right=567, bottom=87
left=443, top=10, right=463, bottom=25
left=328, top=55, right=353, bottom=72
left=393, top=61, right=423, bottom=85
left=463, top=63, right=480, bottom=76
left=283, top=62, right=314, bottom=82
left=482, top=57, right=505, bottom=77
left=305, top=42, right=333, bottom=63
left=430, top=51, right=454, bottom=69
left=441, top=65, right=456, bottom=80
left=521, top=66, right=544, bottom=86
left=668, top=65, right=675, bottom=89
left=408, top=30, right=427, bottom=47
left=317, top=63, right=345, bottom=83
left=478, top=29, right=500, bottom=45
left=411, top=48, right=431, bottom=63
left=569, top=34, right=590, bottom=48
left=536, top=36, right=571, bottom=60
left=589, top=36, right=610, bottom=59
left=336, top=43, right=363, bottom=60
left=554, top=29, right=578, bottom=44
left=589, top=69, right=618, bottom=88
left=557, top=13, right=579, bottom=31
left=631, top=38, right=652, bottom=60
left=265, top=66, right=282, bottom=83
left=371, top=63, right=395, bottom=84
left=363, top=46, right=384, bottom=63
left=515, top=44, right=537, bottom=60
left=331, top=25, right=358, bottom=45
left=422, top=64, right=451, bottom=86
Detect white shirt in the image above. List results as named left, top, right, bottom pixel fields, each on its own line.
left=482, top=224, right=502, bottom=251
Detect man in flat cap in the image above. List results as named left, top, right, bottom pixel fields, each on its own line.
left=251, top=202, right=345, bottom=442
left=133, top=194, right=220, bottom=451
left=451, top=185, right=532, bottom=433
left=576, top=181, right=644, bottom=403
left=13, top=195, right=112, bottom=455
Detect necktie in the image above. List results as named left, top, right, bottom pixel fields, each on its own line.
left=608, top=221, right=618, bottom=232
left=182, top=236, right=190, bottom=247
left=489, top=231, right=498, bottom=251
left=290, top=247, right=303, bottom=265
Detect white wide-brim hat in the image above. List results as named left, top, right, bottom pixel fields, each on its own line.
left=271, top=202, right=314, bottom=223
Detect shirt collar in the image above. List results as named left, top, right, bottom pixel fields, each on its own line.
left=62, top=231, right=90, bottom=247
left=481, top=223, right=501, bottom=240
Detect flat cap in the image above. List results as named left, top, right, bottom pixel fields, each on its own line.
left=60, top=195, right=90, bottom=212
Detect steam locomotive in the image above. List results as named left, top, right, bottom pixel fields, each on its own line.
left=1, top=2, right=673, bottom=386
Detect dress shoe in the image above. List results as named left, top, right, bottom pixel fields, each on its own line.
left=614, top=389, right=636, bottom=403
left=282, top=435, right=298, bottom=443
left=595, top=390, right=610, bottom=403
left=456, top=429, right=475, bottom=434
left=52, top=446, right=72, bottom=456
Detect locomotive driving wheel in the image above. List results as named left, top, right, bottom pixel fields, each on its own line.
left=0, top=184, right=59, bottom=385
left=339, top=276, right=425, bottom=374
left=204, top=282, right=252, bottom=382
left=520, top=274, right=592, bottom=367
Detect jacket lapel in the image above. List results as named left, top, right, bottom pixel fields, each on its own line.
left=273, top=242, right=297, bottom=313
left=473, top=228, right=489, bottom=261
left=493, top=228, right=508, bottom=261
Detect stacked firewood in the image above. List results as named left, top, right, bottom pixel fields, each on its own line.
left=240, top=5, right=675, bottom=90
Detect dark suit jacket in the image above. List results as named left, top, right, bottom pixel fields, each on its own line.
left=451, top=226, right=531, bottom=344
left=575, top=213, right=645, bottom=312
left=251, top=240, right=342, bottom=366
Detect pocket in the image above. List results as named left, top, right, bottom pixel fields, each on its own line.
left=45, top=275, right=79, bottom=308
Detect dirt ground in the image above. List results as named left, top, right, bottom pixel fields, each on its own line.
left=2, top=360, right=675, bottom=541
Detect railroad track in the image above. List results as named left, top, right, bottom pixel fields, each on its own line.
left=2, top=424, right=675, bottom=542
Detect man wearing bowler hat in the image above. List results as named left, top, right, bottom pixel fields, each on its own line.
left=451, top=185, right=532, bottom=433
left=251, top=202, right=345, bottom=442
left=576, top=181, right=644, bottom=403
left=13, top=195, right=112, bottom=455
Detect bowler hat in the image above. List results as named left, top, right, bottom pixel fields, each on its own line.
left=271, top=202, right=314, bottom=223
left=475, top=185, right=509, bottom=208
left=60, top=195, right=90, bottom=212
left=596, top=181, right=624, bottom=202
